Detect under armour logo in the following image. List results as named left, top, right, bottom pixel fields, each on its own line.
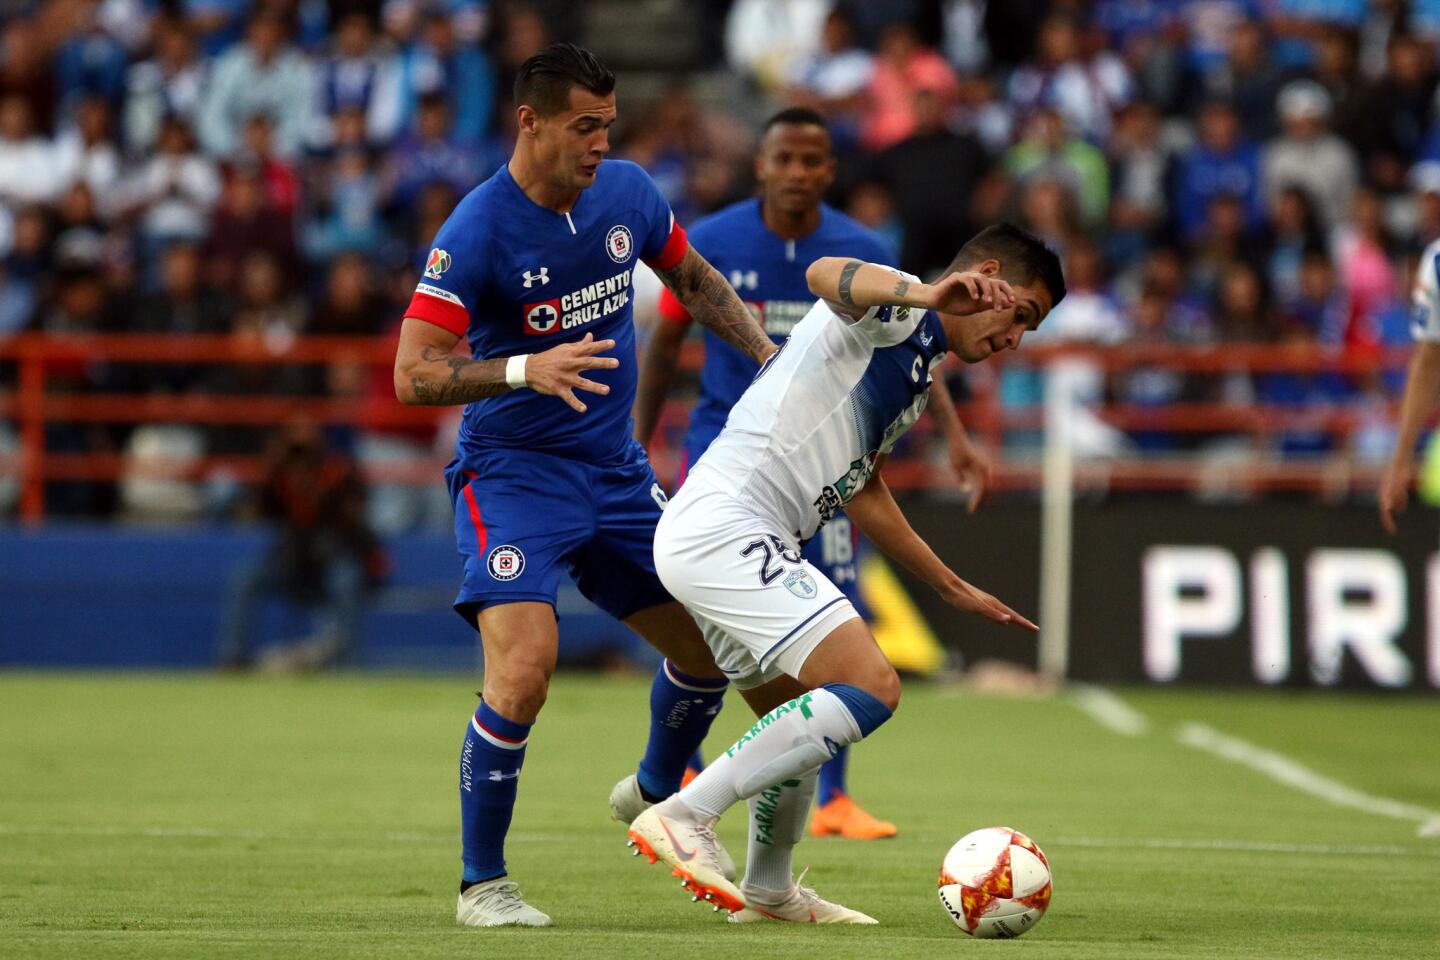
left=729, top=269, right=758, bottom=291
left=488, top=769, right=521, bottom=782
left=522, top=268, right=550, bottom=288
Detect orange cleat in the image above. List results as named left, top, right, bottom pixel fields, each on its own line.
left=809, top=795, right=898, bottom=839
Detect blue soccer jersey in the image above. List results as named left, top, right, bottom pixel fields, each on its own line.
left=656, top=199, right=896, bottom=607
left=658, top=198, right=898, bottom=471
left=406, top=159, right=688, bottom=464
left=406, top=160, right=689, bottom=624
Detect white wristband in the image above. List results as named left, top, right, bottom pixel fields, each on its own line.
left=505, top=354, right=530, bottom=389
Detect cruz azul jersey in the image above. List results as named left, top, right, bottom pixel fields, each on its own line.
left=687, top=271, right=947, bottom=544
left=1413, top=237, right=1440, bottom=343
left=404, top=160, right=687, bottom=462
left=657, top=199, right=897, bottom=466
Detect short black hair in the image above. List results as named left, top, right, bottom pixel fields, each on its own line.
left=513, top=42, right=616, bottom=116
left=762, top=106, right=829, bottom=136
left=948, top=223, right=1066, bottom=311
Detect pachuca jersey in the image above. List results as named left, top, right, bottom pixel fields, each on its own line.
left=404, top=159, right=687, bottom=464
left=1413, top=238, right=1440, bottom=343
left=687, top=270, right=947, bottom=544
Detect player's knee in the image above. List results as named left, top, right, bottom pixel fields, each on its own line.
left=484, top=665, right=551, bottom=723
left=865, top=664, right=901, bottom=713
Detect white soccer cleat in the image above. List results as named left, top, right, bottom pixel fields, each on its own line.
left=456, top=877, right=553, bottom=927
left=610, top=774, right=737, bottom=881
left=626, top=799, right=746, bottom=914
left=728, top=870, right=878, bottom=925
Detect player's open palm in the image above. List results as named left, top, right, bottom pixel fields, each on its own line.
left=925, top=272, right=1016, bottom=316
left=526, top=333, right=621, bottom=413
left=945, top=578, right=1038, bottom=632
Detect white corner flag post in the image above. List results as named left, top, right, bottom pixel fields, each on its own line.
left=1038, top=361, right=1079, bottom=681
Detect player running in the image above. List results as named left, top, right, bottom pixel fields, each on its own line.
left=616, top=106, right=993, bottom=843
left=392, top=43, right=774, bottom=927
left=1380, top=237, right=1440, bottom=532
left=626, top=224, right=1065, bottom=921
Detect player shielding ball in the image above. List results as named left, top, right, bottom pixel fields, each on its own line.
left=627, top=224, right=1065, bottom=920
left=392, top=44, right=776, bottom=927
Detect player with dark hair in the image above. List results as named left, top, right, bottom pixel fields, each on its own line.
left=627, top=224, right=1065, bottom=920
left=615, top=106, right=995, bottom=850
left=392, top=42, right=774, bottom=927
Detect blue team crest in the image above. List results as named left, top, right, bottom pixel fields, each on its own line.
left=783, top=568, right=817, bottom=599
left=605, top=225, right=633, bottom=263
left=424, top=248, right=451, bottom=280
left=487, top=545, right=525, bottom=581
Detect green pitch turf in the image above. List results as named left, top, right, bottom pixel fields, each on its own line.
left=2, top=673, right=1439, bottom=960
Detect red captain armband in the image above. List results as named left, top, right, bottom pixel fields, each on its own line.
left=657, top=286, right=693, bottom=326
left=643, top=220, right=688, bottom=272
left=404, top=284, right=470, bottom=336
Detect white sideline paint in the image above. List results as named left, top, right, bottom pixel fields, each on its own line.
left=1066, top=683, right=1149, bottom=736
left=1176, top=723, right=1440, bottom=839
left=1051, top=835, right=1440, bottom=859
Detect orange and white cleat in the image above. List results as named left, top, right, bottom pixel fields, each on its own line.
left=809, top=795, right=898, bottom=840
left=729, top=869, right=878, bottom=924
left=627, top=800, right=745, bottom=914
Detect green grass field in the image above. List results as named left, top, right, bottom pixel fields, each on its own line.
left=3, top=673, right=1439, bottom=959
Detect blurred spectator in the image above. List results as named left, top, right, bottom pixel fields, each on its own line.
left=198, top=12, right=315, bottom=159
left=1187, top=193, right=1268, bottom=302
left=123, top=16, right=208, bottom=153
left=53, top=1, right=130, bottom=115
left=1358, top=32, right=1436, bottom=193
left=1172, top=99, right=1263, bottom=242
left=952, top=73, right=1013, bottom=155
left=1266, top=185, right=1326, bottom=308
left=1280, top=247, right=1347, bottom=344
left=1267, top=0, right=1365, bottom=71
left=312, top=11, right=404, bottom=147
left=0, top=95, right=64, bottom=205
left=304, top=138, right=384, bottom=259
left=1095, top=0, right=1181, bottom=109
left=217, top=423, right=386, bottom=671
left=1003, top=107, right=1109, bottom=230
left=1188, top=16, right=1283, bottom=142
left=1105, top=100, right=1169, bottom=265
left=869, top=87, right=989, bottom=276
left=204, top=164, right=300, bottom=294
left=186, top=0, right=254, bottom=56
left=393, top=7, right=493, bottom=144
left=1410, top=162, right=1440, bottom=248
left=53, top=96, right=121, bottom=214
left=843, top=180, right=902, bottom=256
left=1334, top=187, right=1395, bottom=348
left=0, top=207, right=47, bottom=336
left=240, top=115, right=301, bottom=219
left=1178, top=0, right=1262, bottom=76
left=122, top=118, right=222, bottom=250
left=785, top=8, right=872, bottom=150
left=860, top=21, right=958, bottom=153
left=134, top=241, right=231, bottom=338
left=1212, top=259, right=1271, bottom=342
left=1008, top=13, right=1133, bottom=142
left=310, top=252, right=385, bottom=335
left=1262, top=80, right=1359, bottom=230
left=382, top=92, right=483, bottom=212
left=488, top=1, right=548, bottom=129
left=725, top=0, right=828, bottom=92
left=0, top=20, right=58, bottom=134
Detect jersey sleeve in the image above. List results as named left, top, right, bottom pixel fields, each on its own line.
left=847, top=268, right=925, bottom=347
left=633, top=167, right=688, bottom=271
left=657, top=285, right=693, bottom=325
left=403, top=214, right=488, bottom=337
left=1413, top=244, right=1440, bottom=343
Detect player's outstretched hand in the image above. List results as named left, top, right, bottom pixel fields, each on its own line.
left=526, top=333, right=620, bottom=413
left=949, top=436, right=992, bottom=514
left=944, top=579, right=1038, bottom=632
left=924, top=272, right=1016, bottom=316
left=1379, top=456, right=1413, bottom=534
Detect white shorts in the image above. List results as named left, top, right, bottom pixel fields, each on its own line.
left=653, top=484, right=860, bottom=690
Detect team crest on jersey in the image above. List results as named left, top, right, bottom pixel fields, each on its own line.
left=424, top=248, right=451, bottom=280
left=783, top=569, right=817, bottom=599
left=605, top=225, right=633, bottom=263
left=524, top=299, right=561, bottom=335
left=487, top=545, right=525, bottom=581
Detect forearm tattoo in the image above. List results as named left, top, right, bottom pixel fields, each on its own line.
left=893, top=277, right=909, bottom=299
left=660, top=247, right=771, bottom=361
left=837, top=259, right=863, bottom=306
left=408, top=347, right=509, bottom=405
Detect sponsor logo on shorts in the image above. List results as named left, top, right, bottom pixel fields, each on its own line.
left=487, top=545, right=525, bottom=581
left=782, top=569, right=817, bottom=599
left=605, top=225, right=633, bottom=263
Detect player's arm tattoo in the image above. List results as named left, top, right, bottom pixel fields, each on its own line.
left=837, top=259, right=862, bottom=307
left=893, top=277, right=910, bottom=299
left=656, top=245, right=772, bottom=363
left=406, top=347, right=510, bottom=405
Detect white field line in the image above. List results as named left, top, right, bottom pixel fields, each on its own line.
left=1049, top=835, right=1440, bottom=859
left=1176, top=722, right=1440, bottom=839
left=1065, top=683, right=1149, bottom=736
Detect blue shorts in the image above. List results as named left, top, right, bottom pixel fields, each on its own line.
left=446, top=440, right=674, bottom=628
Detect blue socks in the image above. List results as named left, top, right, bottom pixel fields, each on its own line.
left=459, top=701, right=531, bottom=883
left=818, top=744, right=850, bottom=803
left=637, top=659, right=728, bottom=799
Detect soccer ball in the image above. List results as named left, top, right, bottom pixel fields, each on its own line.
left=937, top=826, right=1052, bottom=938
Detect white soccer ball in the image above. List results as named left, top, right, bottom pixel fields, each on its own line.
left=937, top=826, right=1052, bottom=938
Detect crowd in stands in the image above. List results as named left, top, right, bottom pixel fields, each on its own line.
left=2, top=0, right=1438, bottom=520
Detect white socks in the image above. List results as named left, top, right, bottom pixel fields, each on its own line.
left=680, top=687, right=862, bottom=819
left=743, top=767, right=818, bottom=894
